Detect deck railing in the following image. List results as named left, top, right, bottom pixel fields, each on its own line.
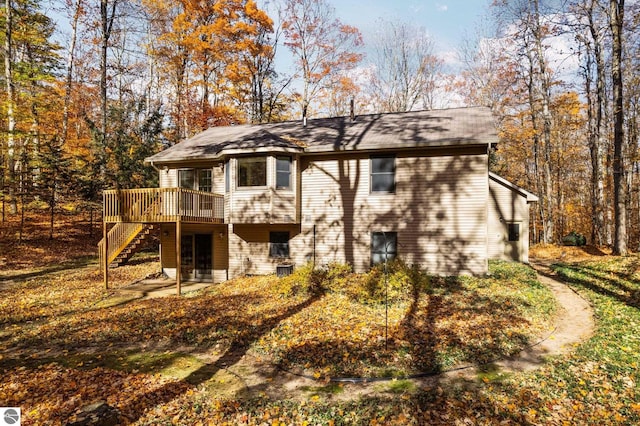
left=103, top=188, right=224, bottom=223
left=98, top=222, right=146, bottom=267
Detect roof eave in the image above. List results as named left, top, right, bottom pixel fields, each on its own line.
left=489, top=172, right=539, bottom=202
left=145, top=145, right=304, bottom=165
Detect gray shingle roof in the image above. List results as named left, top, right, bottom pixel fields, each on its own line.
left=146, top=106, right=497, bottom=165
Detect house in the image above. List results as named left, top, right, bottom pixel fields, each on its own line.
left=99, top=106, right=538, bottom=293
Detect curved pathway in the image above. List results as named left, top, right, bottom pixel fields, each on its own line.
left=489, top=261, right=595, bottom=373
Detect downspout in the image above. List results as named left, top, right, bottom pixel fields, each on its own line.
left=486, top=141, right=492, bottom=274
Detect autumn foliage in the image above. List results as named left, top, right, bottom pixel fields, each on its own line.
left=1, top=219, right=639, bottom=424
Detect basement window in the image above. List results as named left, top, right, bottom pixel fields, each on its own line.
left=371, top=231, right=397, bottom=265
left=508, top=223, right=520, bottom=242
left=269, top=232, right=290, bottom=258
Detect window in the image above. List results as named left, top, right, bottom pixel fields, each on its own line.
left=198, top=169, right=212, bottom=209
left=269, top=231, right=290, bottom=258
left=178, top=169, right=195, bottom=189
left=181, top=235, right=193, bottom=266
left=225, top=161, right=230, bottom=193
left=198, top=169, right=212, bottom=192
left=238, top=157, right=267, bottom=187
left=178, top=168, right=212, bottom=210
left=371, top=155, right=395, bottom=193
left=178, top=168, right=211, bottom=191
left=508, top=223, right=520, bottom=242
left=371, top=232, right=397, bottom=265
left=276, top=156, right=292, bottom=189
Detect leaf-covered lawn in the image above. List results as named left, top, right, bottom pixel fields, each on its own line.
left=3, top=252, right=639, bottom=424
left=254, top=261, right=556, bottom=378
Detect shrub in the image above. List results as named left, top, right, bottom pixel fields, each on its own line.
left=274, top=262, right=314, bottom=297
left=274, top=262, right=337, bottom=297
left=562, top=231, right=587, bottom=246
left=350, top=260, right=430, bottom=305
left=274, top=260, right=430, bottom=305
left=26, top=200, right=49, bottom=211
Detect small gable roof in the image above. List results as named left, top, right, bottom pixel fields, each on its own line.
left=489, top=172, right=539, bottom=203
left=146, top=106, right=498, bottom=165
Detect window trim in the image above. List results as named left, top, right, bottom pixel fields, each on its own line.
left=370, top=155, right=396, bottom=194
left=370, top=231, right=398, bottom=265
left=237, top=156, right=268, bottom=188
left=269, top=231, right=290, bottom=258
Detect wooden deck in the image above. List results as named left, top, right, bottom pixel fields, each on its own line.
left=103, top=188, right=224, bottom=224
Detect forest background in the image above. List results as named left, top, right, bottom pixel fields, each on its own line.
left=1, top=0, right=638, bottom=253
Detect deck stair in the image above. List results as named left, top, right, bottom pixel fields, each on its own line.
left=111, top=223, right=157, bottom=267
left=99, top=223, right=158, bottom=269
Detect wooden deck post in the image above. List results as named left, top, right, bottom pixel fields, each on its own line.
left=103, top=220, right=109, bottom=290
left=176, top=219, right=181, bottom=296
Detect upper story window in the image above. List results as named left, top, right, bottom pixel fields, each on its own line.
left=179, top=169, right=195, bottom=189
left=371, top=155, right=396, bottom=193
left=225, top=161, right=230, bottom=193
left=276, top=156, right=292, bottom=190
left=238, top=157, right=267, bottom=187
left=178, top=168, right=213, bottom=210
left=198, top=169, right=212, bottom=192
left=178, top=168, right=212, bottom=192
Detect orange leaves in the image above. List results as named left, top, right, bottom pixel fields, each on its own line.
left=144, top=0, right=274, bottom=134
left=0, top=363, right=192, bottom=425
left=280, top=0, right=363, bottom=113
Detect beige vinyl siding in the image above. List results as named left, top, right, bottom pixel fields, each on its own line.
left=289, top=149, right=489, bottom=275
left=212, top=164, right=224, bottom=193
left=228, top=156, right=298, bottom=224
left=159, top=223, right=229, bottom=282
left=160, top=168, right=177, bottom=188
left=488, top=178, right=531, bottom=263
left=228, top=224, right=301, bottom=276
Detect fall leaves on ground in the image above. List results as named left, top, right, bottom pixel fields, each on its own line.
left=1, top=235, right=639, bottom=424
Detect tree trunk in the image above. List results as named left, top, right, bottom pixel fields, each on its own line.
left=62, top=0, right=82, bottom=146
left=591, top=1, right=607, bottom=246
left=99, top=0, right=118, bottom=182
left=610, top=0, right=626, bottom=255
left=4, top=0, right=17, bottom=214
left=531, top=0, right=554, bottom=243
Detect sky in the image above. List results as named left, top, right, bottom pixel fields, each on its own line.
left=328, top=0, right=494, bottom=56
left=264, top=0, right=495, bottom=72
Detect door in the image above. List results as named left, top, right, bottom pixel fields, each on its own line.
left=180, top=233, right=212, bottom=280
left=178, top=169, right=195, bottom=213
left=194, top=234, right=212, bottom=279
